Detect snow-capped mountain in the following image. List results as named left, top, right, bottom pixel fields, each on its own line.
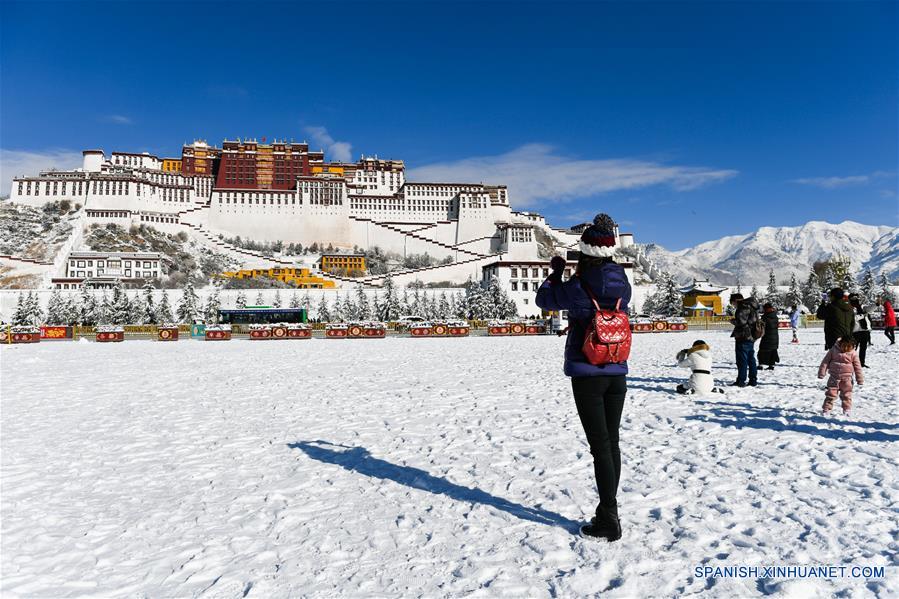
left=642, top=221, right=898, bottom=284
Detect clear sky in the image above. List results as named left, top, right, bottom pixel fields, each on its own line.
left=1, top=0, right=896, bottom=249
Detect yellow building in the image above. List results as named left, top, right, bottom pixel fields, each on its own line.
left=161, top=158, right=182, bottom=173
left=312, top=165, right=346, bottom=176
left=219, top=267, right=336, bottom=289
left=320, top=254, right=366, bottom=275
left=680, top=279, right=730, bottom=315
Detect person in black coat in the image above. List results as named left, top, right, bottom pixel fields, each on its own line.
left=848, top=293, right=872, bottom=367
left=757, top=303, right=780, bottom=370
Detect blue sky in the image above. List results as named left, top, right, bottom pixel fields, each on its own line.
left=1, top=0, right=896, bottom=249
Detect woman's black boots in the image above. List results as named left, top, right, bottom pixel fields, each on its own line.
left=580, top=504, right=622, bottom=541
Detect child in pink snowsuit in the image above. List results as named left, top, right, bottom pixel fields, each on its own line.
left=817, top=336, right=864, bottom=415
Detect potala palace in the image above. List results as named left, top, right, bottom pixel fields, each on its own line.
left=7, top=138, right=644, bottom=298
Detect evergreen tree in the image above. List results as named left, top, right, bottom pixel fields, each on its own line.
left=273, top=289, right=282, bottom=308
left=355, top=285, right=371, bottom=319
left=801, top=270, right=820, bottom=310
left=819, top=261, right=836, bottom=294
left=27, top=291, right=43, bottom=325
left=204, top=287, right=221, bottom=324
left=400, top=288, right=411, bottom=316
left=289, top=291, right=301, bottom=308
left=316, top=293, right=331, bottom=322
left=301, top=290, right=311, bottom=313
left=254, top=291, right=265, bottom=306
left=177, top=282, right=200, bottom=323
left=409, top=288, right=422, bottom=317
left=45, top=289, right=66, bottom=325
left=735, top=277, right=743, bottom=295
left=11, top=293, right=27, bottom=325
left=860, top=268, right=877, bottom=307
left=379, top=276, right=402, bottom=321
left=462, top=279, right=489, bottom=319
left=784, top=273, right=802, bottom=308
left=63, top=293, right=80, bottom=325
left=879, top=272, right=896, bottom=303
left=829, top=255, right=853, bottom=291
left=331, top=293, right=345, bottom=322
left=764, top=269, right=782, bottom=309
left=79, top=287, right=98, bottom=326
left=749, top=285, right=760, bottom=300
left=142, top=282, right=157, bottom=324
left=660, top=275, right=684, bottom=316
left=485, top=275, right=514, bottom=319
left=235, top=290, right=247, bottom=309
left=438, top=292, right=451, bottom=319
left=98, top=291, right=112, bottom=325
left=127, top=292, right=143, bottom=324
left=110, top=282, right=131, bottom=325
left=342, top=293, right=357, bottom=321
left=156, top=289, right=174, bottom=323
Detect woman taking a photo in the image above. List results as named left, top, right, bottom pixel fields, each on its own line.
left=536, top=213, right=632, bottom=541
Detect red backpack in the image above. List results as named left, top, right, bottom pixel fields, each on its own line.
left=581, top=281, right=632, bottom=365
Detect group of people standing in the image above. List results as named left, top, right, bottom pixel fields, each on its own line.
left=535, top=212, right=895, bottom=542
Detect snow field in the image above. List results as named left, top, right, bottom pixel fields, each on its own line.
left=1, top=329, right=897, bottom=598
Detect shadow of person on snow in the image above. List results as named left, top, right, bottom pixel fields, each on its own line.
left=685, top=403, right=899, bottom=442
left=693, top=400, right=899, bottom=431
left=288, top=441, right=581, bottom=531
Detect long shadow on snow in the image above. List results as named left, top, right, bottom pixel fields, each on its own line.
left=289, top=440, right=581, bottom=531
left=685, top=405, right=899, bottom=442
left=693, top=400, right=899, bottom=431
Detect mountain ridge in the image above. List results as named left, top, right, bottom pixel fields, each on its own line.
left=640, top=220, right=898, bottom=285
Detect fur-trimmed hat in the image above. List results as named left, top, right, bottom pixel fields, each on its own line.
left=579, top=213, right=618, bottom=258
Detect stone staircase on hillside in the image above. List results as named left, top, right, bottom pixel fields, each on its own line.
left=349, top=216, right=487, bottom=259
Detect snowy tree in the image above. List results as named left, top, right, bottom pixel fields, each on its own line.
left=735, top=277, right=743, bottom=295
left=784, top=273, right=802, bottom=308
left=643, top=271, right=681, bottom=316
left=316, top=294, right=331, bottom=322
left=141, top=282, right=157, bottom=324
left=485, top=276, right=513, bottom=319
left=342, top=293, right=357, bottom=321
left=254, top=291, right=265, bottom=306
left=301, top=290, right=311, bottom=313
left=437, top=292, right=451, bottom=319
left=177, top=282, right=200, bottom=323
left=829, top=256, right=854, bottom=291
left=273, top=289, right=282, bottom=309
left=859, top=268, right=877, bottom=307
left=204, top=287, right=221, bottom=324
left=379, top=276, right=402, bottom=321
left=749, top=285, right=760, bottom=300
left=399, top=288, right=411, bottom=315
left=156, top=289, right=174, bottom=323
left=11, top=293, right=27, bottom=326
left=110, top=282, right=131, bottom=325
left=235, top=290, right=247, bottom=309
left=63, top=294, right=80, bottom=325
left=127, top=292, right=143, bottom=325
left=331, top=293, right=345, bottom=322
left=879, top=272, right=896, bottom=303
left=764, top=269, right=782, bottom=309
left=98, top=292, right=112, bottom=325
left=460, top=279, right=490, bottom=320
left=409, top=288, right=423, bottom=317
left=289, top=292, right=301, bottom=309
left=79, top=287, right=99, bottom=326
left=355, top=285, right=371, bottom=320
left=801, top=270, right=820, bottom=311
left=45, top=289, right=66, bottom=325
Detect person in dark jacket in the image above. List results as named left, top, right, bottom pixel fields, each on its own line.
left=848, top=293, right=872, bottom=367
left=757, top=303, right=780, bottom=370
left=535, top=213, right=631, bottom=542
left=729, top=293, right=759, bottom=386
left=816, top=288, right=854, bottom=349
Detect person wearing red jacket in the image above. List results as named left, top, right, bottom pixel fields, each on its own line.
left=878, top=298, right=896, bottom=345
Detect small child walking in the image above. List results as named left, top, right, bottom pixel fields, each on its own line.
left=817, top=336, right=864, bottom=416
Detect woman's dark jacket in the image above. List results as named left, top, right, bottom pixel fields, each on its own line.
left=535, top=261, right=632, bottom=377
left=759, top=311, right=780, bottom=352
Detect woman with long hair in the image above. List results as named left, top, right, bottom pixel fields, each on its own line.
left=535, top=213, right=632, bottom=541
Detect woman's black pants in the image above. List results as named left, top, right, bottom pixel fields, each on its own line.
left=853, top=331, right=870, bottom=366
left=571, top=375, right=627, bottom=519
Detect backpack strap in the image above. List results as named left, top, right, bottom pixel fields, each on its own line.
left=580, top=277, right=622, bottom=312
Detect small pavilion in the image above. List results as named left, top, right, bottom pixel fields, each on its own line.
left=680, top=279, right=730, bottom=315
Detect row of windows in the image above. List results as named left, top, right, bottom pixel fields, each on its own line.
left=69, top=270, right=157, bottom=278
left=510, top=267, right=551, bottom=278
left=70, top=259, right=157, bottom=268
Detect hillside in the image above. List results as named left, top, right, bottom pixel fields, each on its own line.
left=84, top=223, right=240, bottom=288
left=642, top=221, right=898, bottom=284
left=0, top=200, right=80, bottom=261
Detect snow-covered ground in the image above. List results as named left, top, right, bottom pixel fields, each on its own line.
left=2, top=330, right=897, bottom=598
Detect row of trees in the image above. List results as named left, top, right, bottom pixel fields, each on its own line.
left=7, top=275, right=518, bottom=326
left=643, top=260, right=896, bottom=316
